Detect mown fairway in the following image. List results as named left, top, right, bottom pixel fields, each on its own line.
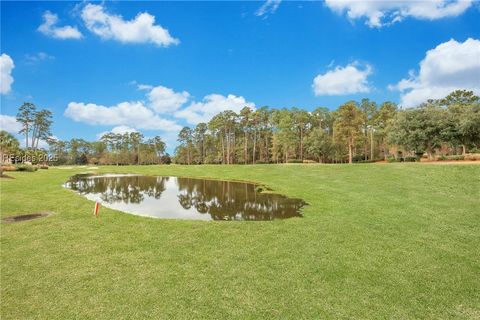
left=1, top=164, right=479, bottom=319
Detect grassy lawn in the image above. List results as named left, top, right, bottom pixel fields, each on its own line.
left=1, top=164, right=479, bottom=319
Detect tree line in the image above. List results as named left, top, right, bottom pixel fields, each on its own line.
left=1, top=102, right=170, bottom=165
left=1, top=90, right=478, bottom=166
left=174, top=90, right=480, bottom=164
left=1, top=129, right=172, bottom=166
left=47, top=132, right=171, bottom=165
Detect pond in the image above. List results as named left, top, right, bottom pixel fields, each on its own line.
left=65, top=174, right=306, bottom=221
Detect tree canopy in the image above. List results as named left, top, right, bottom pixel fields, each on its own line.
left=3, top=90, right=479, bottom=166
left=174, top=90, right=479, bottom=164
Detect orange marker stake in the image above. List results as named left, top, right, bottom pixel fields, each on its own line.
left=93, top=202, right=101, bottom=217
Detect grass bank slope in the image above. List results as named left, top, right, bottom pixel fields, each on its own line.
left=1, top=164, right=479, bottom=319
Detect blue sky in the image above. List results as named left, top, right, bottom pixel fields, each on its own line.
left=1, top=1, right=479, bottom=151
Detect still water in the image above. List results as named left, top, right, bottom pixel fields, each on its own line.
left=65, top=174, right=305, bottom=221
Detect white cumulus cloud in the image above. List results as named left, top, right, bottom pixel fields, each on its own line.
left=145, top=85, right=190, bottom=113
left=38, top=11, right=83, bottom=39
left=0, top=54, right=14, bottom=95
left=0, top=114, right=21, bottom=133
left=96, top=125, right=137, bottom=140
left=312, top=62, right=372, bottom=96
left=390, top=38, right=480, bottom=107
left=65, top=101, right=182, bottom=132
left=64, top=83, right=254, bottom=140
left=81, top=3, right=179, bottom=46
left=110, top=125, right=138, bottom=134
left=25, top=52, right=55, bottom=65
left=255, top=0, right=282, bottom=17
left=175, top=94, right=255, bottom=125
left=324, top=0, right=473, bottom=27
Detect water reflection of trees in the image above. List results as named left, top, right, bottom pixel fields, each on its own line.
left=176, top=178, right=304, bottom=220
left=66, top=176, right=168, bottom=204
left=66, top=175, right=304, bottom=220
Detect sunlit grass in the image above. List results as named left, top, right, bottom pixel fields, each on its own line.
left=1, top=164, right=479, bottom=319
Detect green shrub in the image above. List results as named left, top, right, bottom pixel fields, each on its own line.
left=387, top=156, right=398, bottom=163
left=465, top=153, right=480, bottom=161
left=415, top=152, right=424, bottom=159
left=302, top=160, right=317, bottom=164
left=352, top=155, right=366, bottom=162
left=255, top=186, right=264, bottom=193
left=287, top=159, right=303, bottom=163
left=403, top=156, right=418, bottom=162
left=15, top=164, right=37, bottom=172
left=447, top=155, right=464, bottom=161
left=438, top=155, right=465, bottom=161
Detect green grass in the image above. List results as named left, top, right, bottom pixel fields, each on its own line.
left=1, top=164, right=479, bottom=319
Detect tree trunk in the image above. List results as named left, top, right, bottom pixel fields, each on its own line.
left=227, top=130, right=231, bottom=164
left=244, top=131, right=248, bottom=164
left=300, top=128, right=304, bottom=161
left=31, top=125, right=36, bottom=150
left=370, top=128, right=374, bottom=161
left=252, top=131, right=256, bottom=164
left=229, top=130, right=232, bottom=164
left=221, top=135, right=225, bottom=164
left=364, top=126, right=368, bottom=161
left=232, top=131, right=234, bottom=164
left=264, top=135, right=269, bottom=163
left=25, top=124, right=29, bottom=150
left=36, top=132, right=40, bottom=150
left=225, top=133, right=228, bottom=165
left=427, top=150, right=433, bottom=161
left=382, top=138, right=388, bottom=161
left=348, top=140, right=353, bottom=164
left=462, top=145, right=466, bottom=155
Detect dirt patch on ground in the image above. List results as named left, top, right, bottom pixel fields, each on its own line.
left=0, top=174, right=14, bottom=179
left=1, top=212, right=53, bottom=224
left=418, top=160, right=479, bottom=165
left=375, top=160, right=479, bottom=165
